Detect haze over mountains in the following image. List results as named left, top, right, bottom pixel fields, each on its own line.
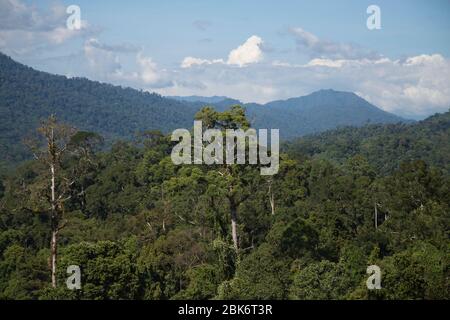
left=0, top=52, right=407, bottom=164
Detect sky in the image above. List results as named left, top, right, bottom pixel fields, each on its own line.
left=1, top=0, right=450, bottom=119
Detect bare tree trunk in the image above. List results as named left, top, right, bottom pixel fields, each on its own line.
left=50, top=161, right=57, bottom=288
left=50, top=229, right=57, bottom=288
left=29, top=116, right=75, bottom=288
left=162, top=186, right=167, bottom=233
left=230, top=200, right=239, bottom=254
left=268, top=180, right=275, bottom=215
left=374, top=202, right=378, bottom=230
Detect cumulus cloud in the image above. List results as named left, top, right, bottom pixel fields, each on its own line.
left=227, top=35, right=264, bottom=67
left=354, top=55, right=450, bottom=117
left=0, top=0, right=93, bottom=56
left=181, top=35, right=264, bottom=69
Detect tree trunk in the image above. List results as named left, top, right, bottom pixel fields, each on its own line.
left=50, top=162, right=57, bottom=288
left=230, top=200, right=239, bottom=254
left=269, top=181, right=275, bottom=215
left=50, top=229, right=57, bottom=288
left=374, top=202, right=378, bottom=230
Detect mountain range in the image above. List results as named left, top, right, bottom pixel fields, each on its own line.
left=0, top=52, right=408, bottom=164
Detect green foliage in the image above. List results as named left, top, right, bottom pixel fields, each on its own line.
left=175, top=264, right=221, bottom=299
left=290, top=260, right=345, bottom=300
left=0, top=105, right=448, bottom=300
left=219, top=244, right=290, bottom=300
left=373, top=242, right=449, bottom=299
left=286, top=110, right=450, bottom=174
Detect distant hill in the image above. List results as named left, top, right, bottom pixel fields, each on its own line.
left=171, top=90, right=409, bottom=139
left=0, top=52, right=409, bottom=164
left=243, top=89, right=409, bottom=139
left=284, top=110, right=450, bottom=174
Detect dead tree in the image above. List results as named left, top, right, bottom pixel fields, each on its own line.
left=26, top=115, right=76, bottom=288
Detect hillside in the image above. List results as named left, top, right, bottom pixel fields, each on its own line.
left=0, top=53, right=202, bottom=163
left=284, top=110, right=450, bottom=174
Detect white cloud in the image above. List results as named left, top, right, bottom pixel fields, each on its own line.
left=227, top=35, right=263, bottom=67
left=306, top=58, right=347, bottom=68
left=135, top=52, right=172, bottom=86
left=84, top=38, right=121, bottom=75
left=83, top=38, right=173, bottom=89
left=404, top=54, right=445, bottom=66
left=166, top=53, right=450, bottom=118
left=181, top=56, right=224, bottom=68
left=181, top=35, right=263, bottom=69
left=294, top=54, right=450, bottom=118
left=136, top=53, right=159, bottom=84
left=0, top=0, right=92, bottom=56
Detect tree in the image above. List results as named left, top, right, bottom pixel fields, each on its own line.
left=194, top=106, right=261, bottom=256
left=25, top=115, right=77, bottom=288
left=38, top=237, right=143, bottom=300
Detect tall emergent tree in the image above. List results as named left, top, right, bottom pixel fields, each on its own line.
left=26, top=115, right=77, bottom=288
left=194, top=106, right=261, bottom=256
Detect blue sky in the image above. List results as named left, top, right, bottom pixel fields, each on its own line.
left=2, top=0, right=450, bottom=119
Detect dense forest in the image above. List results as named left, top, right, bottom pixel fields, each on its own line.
left=0, top=105, right=448, bottom=300
left=0, top=52, right=406, bottom=165
left=286, top=110, right=450, bottom=175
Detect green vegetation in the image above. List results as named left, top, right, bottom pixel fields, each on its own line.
left=285, top=110, right=450, bottom=174
left=0, top=106, right=448, bottom=300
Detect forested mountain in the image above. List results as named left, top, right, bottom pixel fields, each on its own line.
left=245, top=89, right=408, bottom=139
left=170, top=91, right=408, bottom=139
left=0, top=105, right=448, bottom=300
left=285, top=110, right=450, bottom=174
left=0, top=52, right=408, bottom=165
left=0, top=53, right=199, bottom=164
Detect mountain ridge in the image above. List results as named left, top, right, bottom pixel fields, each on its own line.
left=0, top=52, right=410, bottom=164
